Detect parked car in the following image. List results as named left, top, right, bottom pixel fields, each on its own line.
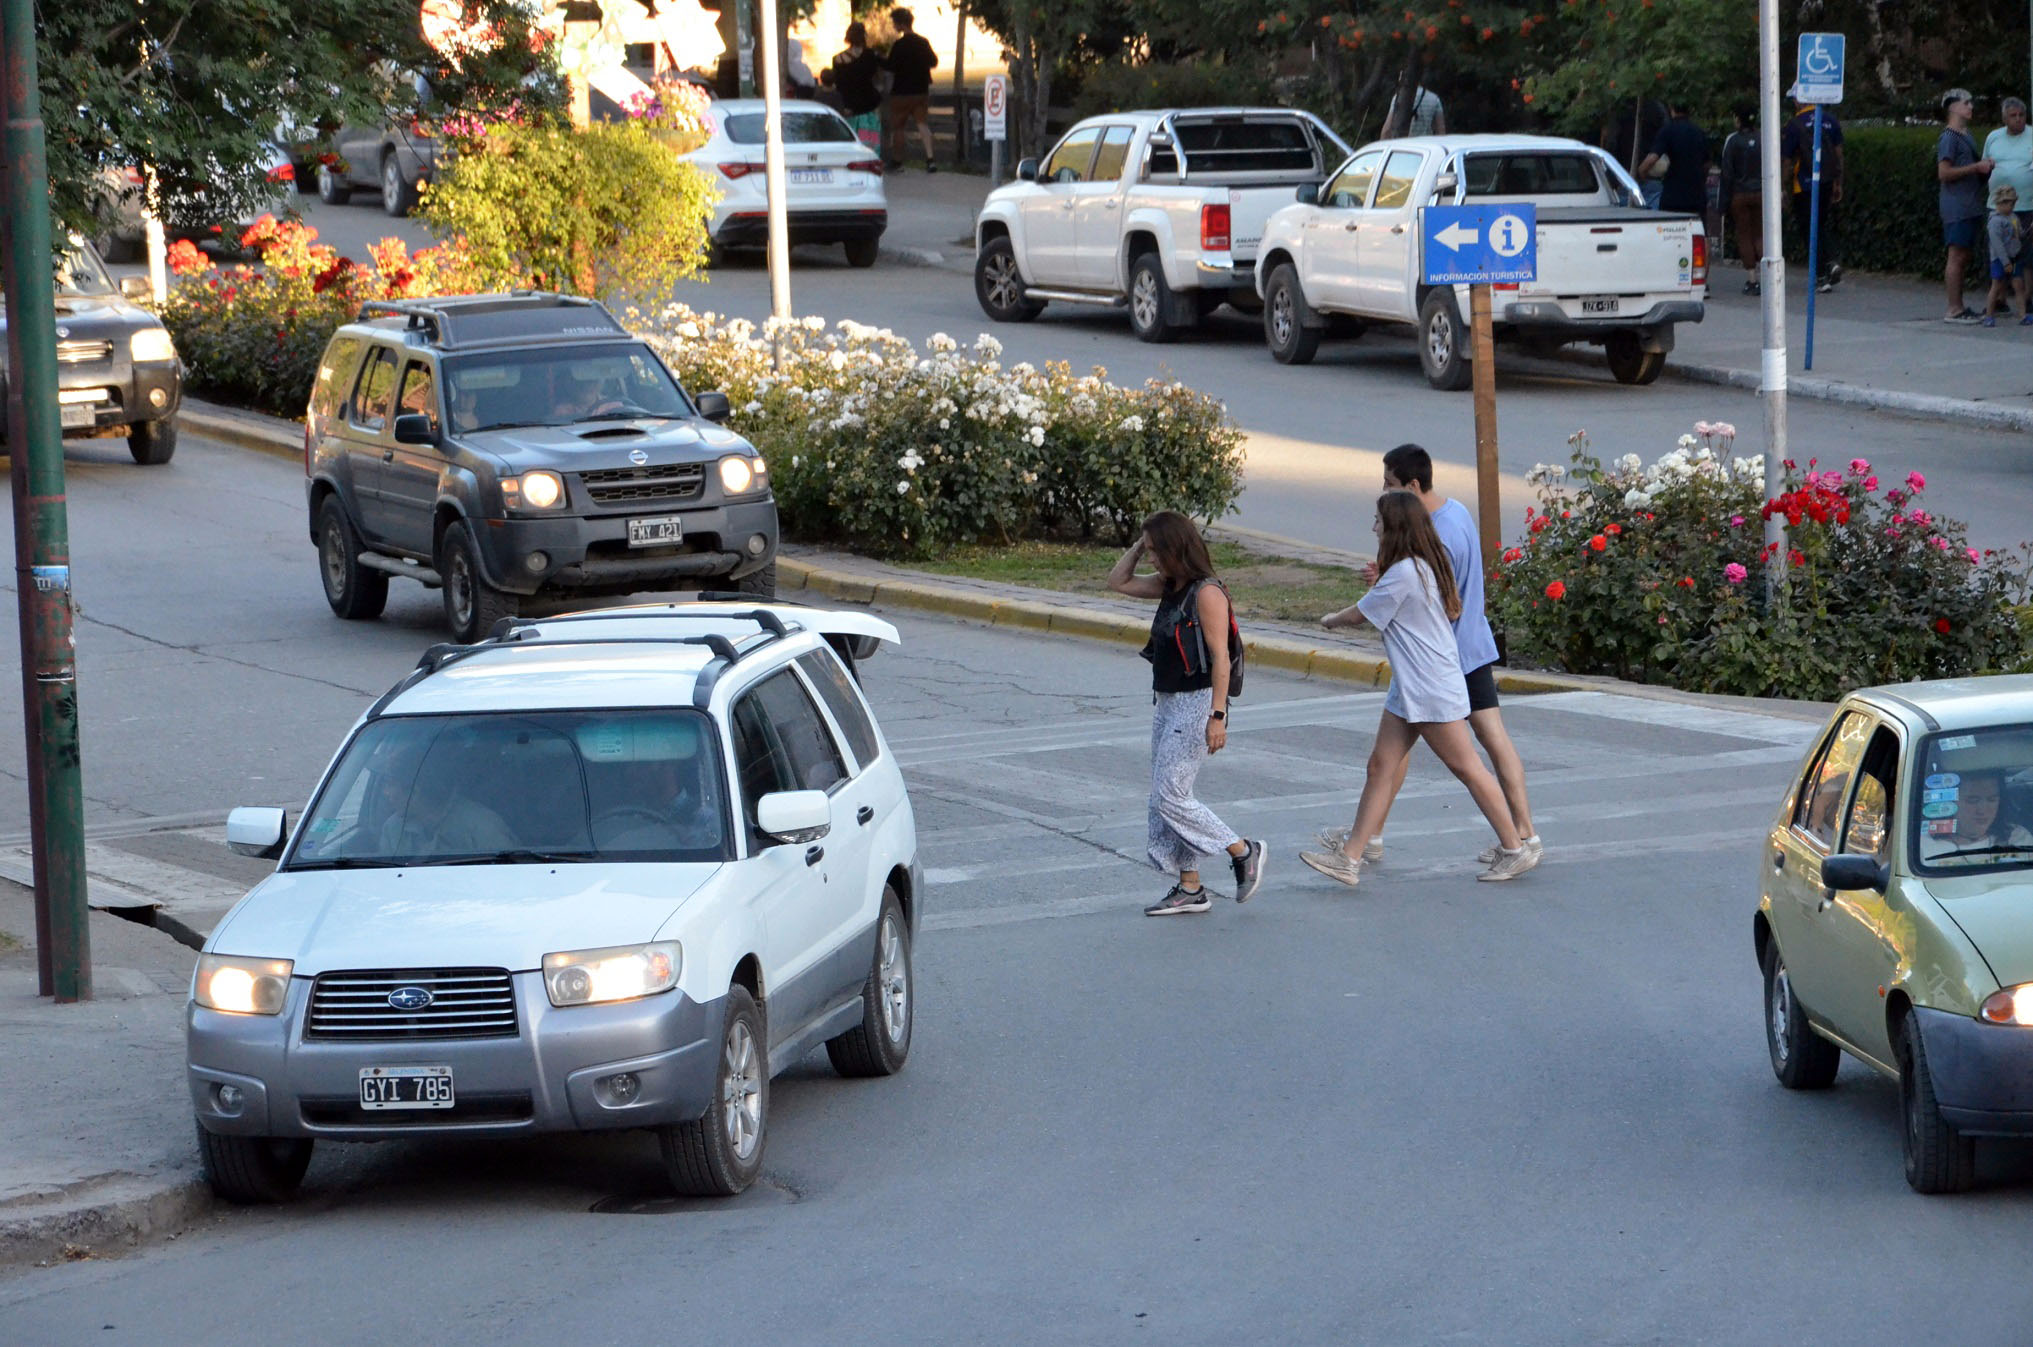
left=1254, top=135, right=1707, bottom=389
left=304, top=291, right=778, bottom=643
left=973, top=108, right=1353, bottom=342
left=0, top=237, right=181, bottom=464
left=189, top=600, right=920, bottom=1202
left=688, top=99, right=888, bottom=267
left=91, top=144, right=296, bottom=262
left=1754, top=676, right=2033, bottom=1193
left=316, top=78, right=440, bottom=218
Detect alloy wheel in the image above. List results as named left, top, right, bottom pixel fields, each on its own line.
left=320, top=521, right=347, bottom=599
left=722, top=1018, right=762, bottom=1161
left=445, top=548, right=475, bottom=630
left=1131, top=270, right=1159, bottom=330
left=1768, top=962, right=1792, bottom=1066
left=879, top=913, right=909, bottom=1042
left=382, top=159, right=402, bottom=212
left=984, top=253, right=1021, bottom=310
left=1427, top=311, right=1455, bottom=369
left=1270, top=287, right=1294, bottom=346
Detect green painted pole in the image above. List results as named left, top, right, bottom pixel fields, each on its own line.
left=2, top=0, right=90, bottom=1001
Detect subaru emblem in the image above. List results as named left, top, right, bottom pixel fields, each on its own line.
left=628, top=448, right=649, bottom=466
left=387, top=986, right=433, bottom=1011
left=55, top=325, right=68, bottom=339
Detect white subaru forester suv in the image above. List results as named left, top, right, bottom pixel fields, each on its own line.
left=187, top=601, right=919, bottom=1202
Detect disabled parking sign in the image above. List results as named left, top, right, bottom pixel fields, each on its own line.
left=1420, top=203, right=1538, bottom=285
left=1795, top=32, right=1844, bottom=105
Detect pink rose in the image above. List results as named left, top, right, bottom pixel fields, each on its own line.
left=1907, top=471, right=1926, bottom=492
left=1863, top=475, right=1878, bottom=490
left=1968, top=548, right=1981, bottom=563
left=1849, top=458, right=1871, bottom=476
left=1729, top=514, right=1745, bottom=527
left=1724, top=562, right=1748, bottom=585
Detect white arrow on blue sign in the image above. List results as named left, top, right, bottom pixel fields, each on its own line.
left=1795, top=32, right=1844, bottom=105
left=1420, top=203, right=1537, bottom=285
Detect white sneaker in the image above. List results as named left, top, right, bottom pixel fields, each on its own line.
left=1299, top=848, right=1364, bottom=888
left=1316, top=827, right=1384, bottom=862
left=1477, top=834, right=1542, bottom=865
left=1479, top=845, right=1541, bottom=882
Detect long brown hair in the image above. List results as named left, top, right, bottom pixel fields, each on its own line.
left=1373, top=490, right=1461, bottom=621
left=1142, top=510, right=1215, bottom=588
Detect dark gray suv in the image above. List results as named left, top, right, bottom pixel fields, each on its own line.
left=306, top=293, right=778, bottom=642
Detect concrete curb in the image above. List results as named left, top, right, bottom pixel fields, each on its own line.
left=180, top=399, right=301, bottom=462
left=879, top=243, right=960, bottom=271
left=0, top=1174, right=213, bottom=1270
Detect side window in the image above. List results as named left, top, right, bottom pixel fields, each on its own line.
left=730, top=691, right=796, bottom=840
left=398, top=361, right=438, bottom=435
left=311, top=336, right=366, bottom=421
left=1372, top=150, right=1426, bottom=209
left=1326, top=151, right=1384, bottom=208
left=349, top=347, right=399, bottom=432
left=1089, top=124, right=1134, bottom=182
left=1841, top=728, right=1900, bottom=866
left=797, top=650, right=879, bottom=769
left=1794, top=711, right=1871, bottom=849
left=1042, top=128, right=1101, bottom=184
left=747, top=670, right=848, bottom=792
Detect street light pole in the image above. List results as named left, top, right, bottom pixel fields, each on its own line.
left=1, top=0, right=91, bottom=1001
left=1758, top=0, right=1788, bottom=589
left=756, top=0, right=791, bottom=337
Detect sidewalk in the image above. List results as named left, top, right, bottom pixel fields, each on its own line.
left=875, top=165, right=990, bottom=270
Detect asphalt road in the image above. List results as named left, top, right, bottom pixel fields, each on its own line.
left=2, top=430, right=2031, bottom=1343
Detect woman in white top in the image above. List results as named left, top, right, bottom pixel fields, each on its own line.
left=1300, top=492, right=1534, bottom=887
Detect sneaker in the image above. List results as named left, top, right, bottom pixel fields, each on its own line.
left=1315, top=827, right=1384, bottom=862
left=1983, top=314, right=1998, bottom=327
left=1742, top=278, right=1760, bottom=295
left=1476, top=834, right=1543, bottom=865
left=925, top=161, right=938, bottom=174
left=1815, top=277, right=1834, bottom=294
left=1479, top=845, right=1541, bottom=882
left=2019, top=313, right=2033, bottom=326
left=1144, top=883, right=1211, bottom=916
left=1299, top=848, right=1364, bottom=888
left=1827, top=264, right=1843, bottom=285
left=1231, top=840, right=1267, bottom=904
left=1945, top=308, right=1983, bottom=324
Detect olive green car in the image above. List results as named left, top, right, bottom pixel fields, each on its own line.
left=1756, top=675, right=2033, bottom=1193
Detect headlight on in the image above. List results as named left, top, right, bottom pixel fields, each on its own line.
left=130, top=327, right=177, bottom=362
left=195, top=954, right=293, bottom=1015
left=1980, top=985, right=2033, bottom=1026
left=718, top=455, right=756, bottom=495
left=543, top=942, right=681, bottom=1007
left=502, top=470, right=565, bottom=511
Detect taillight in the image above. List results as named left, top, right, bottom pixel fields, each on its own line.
left=1493, top=282, right=1519, bottom=291
left=717, top=162, right=765, bottom=179
left=1200, top=202, right=1231, bottom=252
left=1691, top=233, right=1708, bottom=287
left=848, top=159, right=884, bottom=176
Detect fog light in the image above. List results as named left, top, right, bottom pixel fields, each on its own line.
left=525, top=551, right=549, bottom=573
left=214, top=1084, right=243, bottom=1114
left=746, top=533, right=768, bottom=557
left=603, top=1071, right=641, bottom=1105
left=148, top=387, right=168, bottom=409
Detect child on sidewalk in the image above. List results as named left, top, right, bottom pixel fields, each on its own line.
left=1983, top=185, right=2031, bottom=326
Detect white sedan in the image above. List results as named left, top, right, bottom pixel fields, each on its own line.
left=687, top=99, right=888, bottom=267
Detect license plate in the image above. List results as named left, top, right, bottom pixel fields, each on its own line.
left=1580, top=296, right=1621, bottom=314
left=359, top=1065, right=454, bottom=1111
left=627, top=515, right=684, bottom=548
left=59, top=403, right=94, bottom=429
left=789, top=168, right=833, bottom=185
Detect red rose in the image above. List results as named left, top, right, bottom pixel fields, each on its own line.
left=1935, top=618, right=1952, bottom=634
left=1604, top=523, right=1621, bottom=535
left=1502, top=547, right=1524, bottom=563
left=1544, top=580, right=1566, bottom=600
left=1675, top=576, right=1694, bottom=588
left=1588, top=534, right=1607, bottom=552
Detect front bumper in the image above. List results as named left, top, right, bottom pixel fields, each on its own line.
left=1912, top=1005, right=2033, bottom=1136
left=30, top=357, right=182, bottom=438
left=189, top=975, right=726, bottom=1141
left=716, top=209, right=887, bottom=247
left=473, top=496, right=780, bottom=597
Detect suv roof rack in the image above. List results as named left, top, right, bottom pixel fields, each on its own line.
left=354, top=292, right=627, bottom=350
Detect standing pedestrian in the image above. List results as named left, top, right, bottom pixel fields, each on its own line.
left=1981, top=185, right=2029, bottom=325
left=1720, top=105, right=1765, bottom=293
left=880, top=7, right=939, bottom=173
left=1106, top=512, right=1265, bottom=916
left=1604, top=98, right=1668, bottom=205
left=1638, top=99, right=1711, bottom=215
left=1387, top=84, right=1446, bottom=137
left=1983, top=97, right=2033, bottom=241
left=1299, top=492, right=1534, bottom=889
left=1937, top=87, right=1993, bottom=323
left=1781, top=94, right=1845, bottom=292
left=821, top=21, right=884, bottom=152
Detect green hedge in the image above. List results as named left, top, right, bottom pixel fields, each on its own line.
left=1813, top=124, right=1999, bottom=283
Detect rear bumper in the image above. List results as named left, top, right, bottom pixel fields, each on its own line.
left=1913, top=1005, right=2033, bottom=1136
left=1498, top=298, right=1706, bottom=336
left=716, top=210, right=887, bottom=247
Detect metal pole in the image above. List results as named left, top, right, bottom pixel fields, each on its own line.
left=952, top=2, right=968, bottom=169
left=1804, top=106, right=1823, bottom=369
left=756, top=0, right=791, bottom=336
left=1469, top=284, right=1501, bottom=568
left=2, top=0, right=91, bottom=1001
left=1758, top=0, right=1788, bottom=590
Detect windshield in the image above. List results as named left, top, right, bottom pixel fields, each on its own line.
left=724, top=111, right=855, bottom=144
left=1911, top=723, right=2033, bottom=875
left=49, top=243, right=116, bottom=298
left=442, top=341, right=693, bottom=432
left=288, top=709, right=733, bottom=868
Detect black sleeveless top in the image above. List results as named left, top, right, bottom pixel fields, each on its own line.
left=1145, top=582, right=1213, bottom=694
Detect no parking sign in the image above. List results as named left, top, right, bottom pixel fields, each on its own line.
left=983, top=74, right=1007, bottom=142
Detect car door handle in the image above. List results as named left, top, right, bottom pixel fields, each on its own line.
left=857, top=805, right=875, bottom=826
left=1390, top=224, right=1408, bottom=234
left=1343, top=222, right=1359, bottom=231
left=805, top=845, right=824, bottom=867
left=1061, top=200, right=1076, bottom=210
left=1772, top=851, right=1786, bottom=871
left=382, top=449, right=395, bottom=462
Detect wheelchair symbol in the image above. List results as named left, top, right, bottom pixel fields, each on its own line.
left=1801, top=35, right=1839, bottom=77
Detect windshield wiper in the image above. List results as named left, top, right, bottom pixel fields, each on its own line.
left=470, top=419, right=553, bottom=433
left=1931, top=845, right=2033, bottom=861
left=286, top=857, right=406, bottom=871
left=403, top=849, right=601, bottom=866
left=572, top=404, right=671, bottom=423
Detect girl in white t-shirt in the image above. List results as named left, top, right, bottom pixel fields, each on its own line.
left=1301, top=491, right=1535, bottom=887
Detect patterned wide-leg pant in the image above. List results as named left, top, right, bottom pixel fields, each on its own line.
left=1146, top=688, right=1241, bottom=875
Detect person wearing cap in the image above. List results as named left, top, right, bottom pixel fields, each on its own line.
left=1981, top=183, right=2029, bottom=325
left=1780, top=91, right=1844, bottom=292
left=1938, top=88, right=1994, bottom=323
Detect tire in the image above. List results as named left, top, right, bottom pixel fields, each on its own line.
left=1900, top=1015, right=1976, bottom=1194
left=291, top=160, right=318, bottom=196
left=659, top=984, right=767, bottom=1196
left=1263, top=264, right=1320, bottom=366
left=734, top=559, right=777, bottom=599
left=196, top=1125, right=313, bottom=1205
left=96, top=230, right=142, bottom=264
left=1606, top=330, right=1666, bottom=385
left=316, top=163, right=352, bottom=205
left=1418, top=289, right=1472, bottom=391
left=843, top=238, right=880, bottom=268
left=381, top=153, right=421, bottom=218
left=438, top=519, right=518, bottom=644
left=317, top=496, right=389, bottom=621
left=1127, top=252, right=1182, bottom=344
left=974, top=235, right=1043, bottom=322
left=1763, top=941, right=1840, bottom=1089
left=826, top=889, right=913, bottom=1078
left=127, top=417, right=177, bottom=465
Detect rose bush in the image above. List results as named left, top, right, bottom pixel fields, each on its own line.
left=1489, top=424, right=2033, bottom=700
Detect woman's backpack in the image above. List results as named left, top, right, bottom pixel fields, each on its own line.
left=1175, top=579, right=1246, bottom=699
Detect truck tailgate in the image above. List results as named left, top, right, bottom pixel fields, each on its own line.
left=1516, top=208, right=1701, bottom=315
left=1229, top=184, right=1307, bottom=263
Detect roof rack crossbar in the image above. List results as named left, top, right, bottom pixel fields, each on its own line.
left=363, top=632, right=771, bottom=720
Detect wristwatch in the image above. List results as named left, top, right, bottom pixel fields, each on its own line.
left=1208, top=710, right=1226, bottom=722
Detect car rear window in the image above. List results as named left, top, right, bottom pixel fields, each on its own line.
left=722, top=111, right=856, bottom=144
left=1150, top=119, right=1320, bottom=175
left=1461, top=153, right=1605, bottom=198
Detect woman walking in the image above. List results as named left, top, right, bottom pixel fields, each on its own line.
left=1107, top=511, right=1266, bottom=915
left=1301, top=492, right=1536, bottom=887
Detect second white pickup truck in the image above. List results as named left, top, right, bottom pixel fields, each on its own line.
left=1253, top=134, right=1707, bottom=388
left=974, top=109, right=1351, bottom=342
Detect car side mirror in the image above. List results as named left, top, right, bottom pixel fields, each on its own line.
left=695, top=390, right=732, bottom=424
left=391, top=413, right=437, bottom=445
left=756, top=790, right=830, bottom=844
left=1433, top=172, right=1459, bottom=197
left=1015, top=157, right=1039, bottom=183
left=1295, top=182, right=1319, bottom=205
left=1821, top=853, right=1888, bottom=892
left=226, top=806, right=289, bottom=860
left=119, top=276, right=151, bottom=301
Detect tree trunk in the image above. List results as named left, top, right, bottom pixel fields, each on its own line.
left=952, top=1, right=968, bottom=166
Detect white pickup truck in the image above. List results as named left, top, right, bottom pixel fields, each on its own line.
left=1253, top=134, right=1707, bottom=388
left=974, top=109, right=1352, bottom=342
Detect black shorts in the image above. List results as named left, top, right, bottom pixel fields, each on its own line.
left=1464, top=661, right=1500, bottom=713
